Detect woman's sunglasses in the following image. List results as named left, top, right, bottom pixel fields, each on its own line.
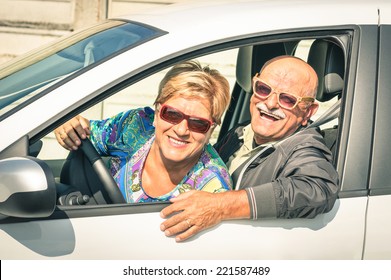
left=159, top=104, right=215, bottom=134
left=253, top=76, right=315, bottom=110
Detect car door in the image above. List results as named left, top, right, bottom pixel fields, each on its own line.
left=0, top=27, right=374, bottom=259
left=363, top=24, right=391, bottom=259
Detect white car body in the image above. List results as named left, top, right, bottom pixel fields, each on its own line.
left=0, top=0, right=390, bottom=259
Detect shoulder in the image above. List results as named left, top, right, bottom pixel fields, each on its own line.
left=120, top=106, right=155, bottom=130
left=277, top=127, right=332, bottom=158
left=284, top=127, right=326, bottom=147
left=122, top=106, right=154, bottom=120
left=202, top=144, right=229, bottom=166
left=192, top=144, right=233, bottom=191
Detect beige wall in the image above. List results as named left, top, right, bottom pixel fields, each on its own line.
left=0, top=0, right=192, bottom=64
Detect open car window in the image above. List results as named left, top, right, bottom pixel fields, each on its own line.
left=32, top=34, right=346, bottom=207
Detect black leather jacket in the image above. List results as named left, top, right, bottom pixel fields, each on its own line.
left=214, top=124, right=340, bottom=219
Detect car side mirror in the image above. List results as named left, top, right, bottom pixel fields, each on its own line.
left=0, top=157, right=56, bottom=218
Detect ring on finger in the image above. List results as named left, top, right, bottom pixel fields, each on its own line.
left=185, top=219, right=191, bottom=229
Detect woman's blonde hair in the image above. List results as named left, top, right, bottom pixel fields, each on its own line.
left=154, top=60, right=230, bottom=124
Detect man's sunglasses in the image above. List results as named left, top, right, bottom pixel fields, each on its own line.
left=252, top=76, right=315, bottom=110
left=159, top=104, right=215, bottom=134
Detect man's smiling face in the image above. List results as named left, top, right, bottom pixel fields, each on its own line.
left=249, top=56, right=319, bottom=145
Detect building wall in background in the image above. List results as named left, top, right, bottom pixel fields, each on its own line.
left=0, top=0, right=193, bottom=64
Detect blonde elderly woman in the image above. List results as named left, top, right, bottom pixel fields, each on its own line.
left=54, top=60, right=232, bottom=203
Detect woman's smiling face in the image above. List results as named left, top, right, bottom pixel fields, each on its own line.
left=153, top=96, right=214, bottom=167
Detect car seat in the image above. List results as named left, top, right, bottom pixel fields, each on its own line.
left=307, top=39, right=345, bottom=156
left=218, top=42, right=288, bottom=140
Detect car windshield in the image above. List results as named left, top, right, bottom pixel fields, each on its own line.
left=0, top=20, right=164, bottom=117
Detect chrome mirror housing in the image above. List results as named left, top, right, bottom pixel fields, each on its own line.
left=0, top=157, right=56, bottom=218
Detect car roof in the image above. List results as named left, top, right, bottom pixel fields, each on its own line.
left=115, top=0, right=391, bottom=32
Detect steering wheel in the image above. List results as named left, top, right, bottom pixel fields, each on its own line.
left=78, top=138, right=126, bottom=204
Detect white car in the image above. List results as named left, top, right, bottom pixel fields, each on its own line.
left=1, top=0, right=391, bottom=259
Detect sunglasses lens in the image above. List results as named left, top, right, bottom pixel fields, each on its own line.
left=279, top=93, right=298, bottom=109
left=188, top=118, right=210, bottom=133
left=160, top=105, right=211, bottom=133
left=161, top=106, right=184, bottom=124
left=254, top=81, right=271, bottom=97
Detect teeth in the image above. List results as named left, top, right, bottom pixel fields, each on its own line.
left=170, top=137, right=187, bottom=145
left=260, top=111, right=281, bottom=120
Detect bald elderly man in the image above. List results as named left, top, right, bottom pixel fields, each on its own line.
left=160, top=55, right=340, bottom=242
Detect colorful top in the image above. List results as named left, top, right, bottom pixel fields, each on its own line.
left=89, top=107, right=232, bottom=203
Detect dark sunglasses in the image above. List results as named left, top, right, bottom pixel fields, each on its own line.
left=159, top=104, right=215, bottom=134
left=253, top=76, right=315, bottom=110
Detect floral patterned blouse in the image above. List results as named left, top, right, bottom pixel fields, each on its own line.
left=89, top=107, right=232, bottom=203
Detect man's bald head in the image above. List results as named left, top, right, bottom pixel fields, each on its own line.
left=260, top=55, right=318, bottom=99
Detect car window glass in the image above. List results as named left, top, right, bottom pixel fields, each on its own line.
left=0, top=20, right=164, bottom=117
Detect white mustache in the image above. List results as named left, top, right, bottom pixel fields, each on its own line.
left=255, top=102, right=286, bottom=120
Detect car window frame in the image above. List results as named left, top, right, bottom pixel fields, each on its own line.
left=368, top=24, right=391, bottom=196
left=30, top=27, right=360, bottom=217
